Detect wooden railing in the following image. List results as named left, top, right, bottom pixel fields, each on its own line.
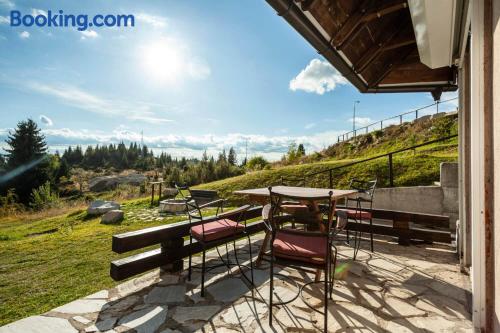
left=110, top=205, right=451, bottom=281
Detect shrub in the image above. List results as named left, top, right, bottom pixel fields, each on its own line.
left=0, top=189, right=24, bottom=217
left=246, top=156, right=269, bottom=171
left=30, top=181, right=60, bottom=211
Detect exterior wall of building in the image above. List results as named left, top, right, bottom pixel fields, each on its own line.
left=372, top=162, right=458, bottom=229
left=492, top=0, right=500, bottom=330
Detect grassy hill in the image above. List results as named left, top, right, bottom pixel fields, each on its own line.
left=197, top=113, right=458, bottom=202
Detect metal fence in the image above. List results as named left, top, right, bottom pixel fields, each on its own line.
left=337, top=97, right=458, bottom=143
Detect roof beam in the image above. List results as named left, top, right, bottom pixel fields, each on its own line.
left=367, top=45, right=416, bottom=87
left=353, top=28, right=401, bottom=73
left=332, top=1, right=408, bottom=48
left=354, top=27, right=415, bottom=73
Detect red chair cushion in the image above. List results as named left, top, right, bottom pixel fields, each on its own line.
left=191, top=219, right=244, bottom=242
left=273, top=231, right=327, bottom=264
left=335, top=208, right=372, bottom=220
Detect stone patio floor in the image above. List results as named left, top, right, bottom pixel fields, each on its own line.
left=0, top=233, right=472, bottom=333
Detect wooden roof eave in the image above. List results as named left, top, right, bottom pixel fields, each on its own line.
left=266, top=0, right=458, bottom=94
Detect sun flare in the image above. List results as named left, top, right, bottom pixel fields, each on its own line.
left=142, top=40, right=183, bottom=82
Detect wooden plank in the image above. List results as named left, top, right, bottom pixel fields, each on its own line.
left=335, top=205, right=450, bottom=228
left=112, top=206, right=262, bottom=253
left=110, top=220, right=269, bottom=281
left=346, top=222, right=451, bottom=243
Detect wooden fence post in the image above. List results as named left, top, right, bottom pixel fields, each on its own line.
left=161, top=238, right=184, bottom=274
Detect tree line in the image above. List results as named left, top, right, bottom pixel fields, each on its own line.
left=0, top=119, right=244, bottom=207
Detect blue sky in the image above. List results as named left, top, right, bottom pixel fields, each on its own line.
left=0, top=0, right=458, bottom=161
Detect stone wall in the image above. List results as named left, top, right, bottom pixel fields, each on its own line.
left=372, top=162, right=458, bottom=229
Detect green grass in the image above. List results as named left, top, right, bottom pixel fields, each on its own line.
left=0, top=197, right=221, bottom=325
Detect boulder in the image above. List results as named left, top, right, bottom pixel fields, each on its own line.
left=89, top=174, right=147, bottom=192
left=163, top=188, right=179, bottom=199
left=87, top=200, right=121, bottom=215
left=101, top=210, right=124, bottom=224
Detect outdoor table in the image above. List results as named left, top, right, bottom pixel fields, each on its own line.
left=234, top=186, right=358, bottom=274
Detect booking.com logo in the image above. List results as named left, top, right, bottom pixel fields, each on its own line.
left=9, top=10, right=135, bottom=31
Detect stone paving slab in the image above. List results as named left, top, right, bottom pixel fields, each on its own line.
left=0, top=234, right=473, bottom=333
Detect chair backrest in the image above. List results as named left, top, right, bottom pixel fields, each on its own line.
left=267, top=187, right=335, bottom=234
left=280, top=176, right=306, bottom=187
left=347, top=178, right=377, bottom=209
left=175, top=183, right=220, bottom=206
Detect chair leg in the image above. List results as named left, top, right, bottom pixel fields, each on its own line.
left=370, top=218, right=374, bottom=252
left=324, top=252, right=329, bottom=332
left=247, top=235, right=254, bottom=286
left=188, top=235, right=192, bottom=281
left=269, top=253, right=274, bottom=327
left=201, top=249, right=206, bottom=297
left=353, top=230, right=359, bottom=261
left=346, top=230, right=350, bottom=244
left=330, top=244, right=337, bottom=300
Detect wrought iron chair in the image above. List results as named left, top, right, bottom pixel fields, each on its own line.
left=181, top=190, right=254, bottom=297
left=280, top=176, right=310, bottom=229
left=266, top=187, right=338, bottom=333
left=335, top=179, right=377, bottom=260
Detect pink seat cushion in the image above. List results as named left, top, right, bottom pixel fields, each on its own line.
left=273, top=231, right=327, bottom=264
left=191, top=219, right=244, bottom=242
left=335, top=208, right=372, bottom=220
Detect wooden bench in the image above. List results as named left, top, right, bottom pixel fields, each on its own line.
left=336, top=205, right=451, bottom=245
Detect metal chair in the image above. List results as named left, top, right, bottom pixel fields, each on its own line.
left=335, top=179, right=377, bottom=260
left=183, top=194, right=254, bottom=297
left=280, top=176, right=310, bottom=229
left=266, top=187, right=337, bottom=333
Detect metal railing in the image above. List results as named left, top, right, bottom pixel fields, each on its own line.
left=337, top=97, right=458, bottom=143
left=305, top=134, right=458, bottom=188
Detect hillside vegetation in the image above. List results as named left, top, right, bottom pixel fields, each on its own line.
left=197, top=113, right=458, bottom=202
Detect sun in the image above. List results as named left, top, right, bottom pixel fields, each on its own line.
left=142, top=40, right=183, bottom=83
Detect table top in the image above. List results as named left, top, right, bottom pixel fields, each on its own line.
left=234, top=186, right=358, bottom=200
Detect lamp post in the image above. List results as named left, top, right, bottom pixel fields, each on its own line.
left=353, top=100, right=360, bottom=138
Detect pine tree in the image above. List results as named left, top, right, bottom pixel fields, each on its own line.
left=3, top=119, right=50, bottom=203
left=228, top=147, right=237, bottom=165
left=297, top=144, right=306, bottom=157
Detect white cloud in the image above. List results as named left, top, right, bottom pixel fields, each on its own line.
left=290, top=59, right=348, bottom=95
left=31, top=8, right=47, bottom=17
left=39, top=115, right=53, bottom=126
left=304, top=123, right=316, bottom=130
left=0, top=126, right=346, bottom=162
left=0, top=0, right=14, bottom=9
left=19, top=31, right=30, bottom=39
left=26, top=82, right=174, bottom=124
left=348, top=117, right=373, bottom=127
left=136, top=13, right=167, bottom=28
left=0, top=15, right=8, bottom=24
left=80, top=30, right=99, bottom=40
